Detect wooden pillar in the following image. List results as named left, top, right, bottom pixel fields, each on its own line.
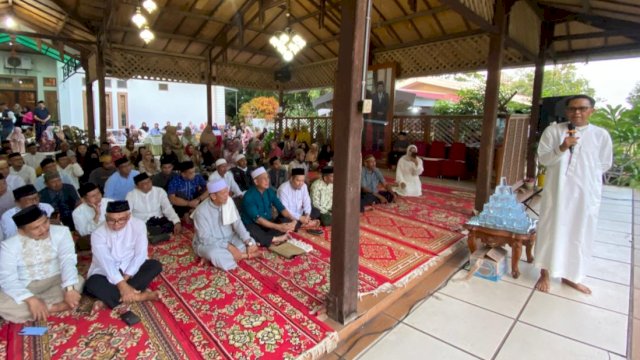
left=96, top=45, right=107, bottom=143
left=526, top=21, right=554, bottom=178
left=206, top=49, right=213, bottom=127
left=81, top=55, right=96, bottom=143
left=475, top=0, right=512, bottom=211
left=328, top=0, right=371, bottom=324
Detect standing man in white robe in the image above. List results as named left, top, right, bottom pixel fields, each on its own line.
left=535, top=95, right=612, bottom=294
left=394, top=145, right=424, bottom=197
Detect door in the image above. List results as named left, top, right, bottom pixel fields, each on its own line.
left=44, top=91, right=58, bottom=124
left=117, top=92, right=128, bottom=129
left=105, top=93, right=113, bottom=129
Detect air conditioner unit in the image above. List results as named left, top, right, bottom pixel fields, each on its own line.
left=4, top=56, right=33, bottom=70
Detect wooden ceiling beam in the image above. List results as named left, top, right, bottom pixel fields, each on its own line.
left=439, top=0, right=498, bottom=33
left=391, top=0, right=425, bottom=39
left=553, top=29, right=638, bottom=41
left=110, top=44, right=205, bottom=61
left=209, top=0, right=256, bottom=61
left=372, top=5, right=448, bottom=28
left=373, top=28, right=483, bottom=52
left=552, top=42, right=640, bottom=59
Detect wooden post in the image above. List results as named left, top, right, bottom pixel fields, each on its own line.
left=81, top=55, right=96, bottom=143
left=328, top=0, right=371, bottom=324
left=96, top=45, right=107, bottom=143
left=475, top=0, right=512, bottom=211
left=206, top=49, right=213, bottom=128
left=527, top=21, right=554, bottom=179
left=423, top=114, right=431, bottom=144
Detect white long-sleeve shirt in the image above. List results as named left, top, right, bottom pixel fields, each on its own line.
left=0, top=225, right=79, bottom=303
left=22, top=153, right=46, bottom=171
left=6, top=174, right=25, bottom=191
left=58, top=164, right=84, bottom=189
left=277, top=181, right=311, bottom=220
left=71, top=198, right=113, bottom=236
left=10, top=165, right=37, bottom=185
left=88, top=217, right=148, bottom=285
left=126, top=187, right=180, bottom=224
left=208, top=170, right=244, bottom=197
left=1, top=203, right=54, bottom=240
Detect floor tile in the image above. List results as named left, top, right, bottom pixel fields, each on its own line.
left=595, top=230, right=632, bottom=247
left=501, top=260, right=544, bottom=289
left=598, top=210, right=632, bottom=223
left=598, top=219, right=632, bottom=234
left=587, top=257, right=631, bottom=285
left=634, top=288, right=640, bottom=319
left=520, top=292, right=628, bottom=355
left=495, top=322, right=609, bottom=360
left=439, top=270, right=532, bottom=318
left=547, top=276, right=629, bottom=315
left=404, top=294, right=513, bottom=359
left=609, top=353, right=626, bottom=360
left=592, top=242, right=631, bottom=263
left=334, top=313, right=398, bottom=358
left=356, top=323, right=478, bottom=360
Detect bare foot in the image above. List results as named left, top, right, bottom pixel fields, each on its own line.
left=91, top=300, right=106, bottom=314
left=272, top=234, right=289, bottom=245
left=561, top=278, right=592, bottom=294
left=135, top=290, right=161, bottom=302
left=535, top=269, right=550, bottom=292
left=49, top=302, right=71, bottom=313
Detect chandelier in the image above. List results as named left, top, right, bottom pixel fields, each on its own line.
left=131, top=7, right=146, bottom=28
left=142, top=0, right=158, bottom=13
left=140, top=25, right=155, bottom=44
left=269, top=28, right=306, bottom=62
left=131, top=1, right=157, bottom=44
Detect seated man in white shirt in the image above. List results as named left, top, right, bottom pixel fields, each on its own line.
left=208, top=159, right=244, bottom=198
left=193, top=179, right=259, bottom=271
left=0, top=160, right=25, bottom=191
left=56, top=152, right=84, bottom=190
left=1, top=184, right=54, bottom=240
left=84, top=200, right=162, bottom=312
left=126, top=173, right=181, bottom=243
left=72, top=182, right=113, bottom=238
left=0, top=205, right=83, bottom=323
left=8, top=153, right=36, bottom=185
left=22, top=142, right=45, bottom=171
left=277, top=168, right=320, bottom=232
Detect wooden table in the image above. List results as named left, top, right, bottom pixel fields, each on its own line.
left=464, top=224, right=536, bottom=279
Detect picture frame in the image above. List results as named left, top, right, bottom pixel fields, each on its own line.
left=43, top=77, right=56, bottom=87
left=362, top=62, right=397, bottom=153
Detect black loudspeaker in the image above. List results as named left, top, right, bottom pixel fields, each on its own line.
left=274, top=66, right=291, bottom=82
left=538, top=96, right=571, bottom=135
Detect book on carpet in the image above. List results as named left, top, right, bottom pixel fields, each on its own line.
left=269, top=239, right=312, bottom=259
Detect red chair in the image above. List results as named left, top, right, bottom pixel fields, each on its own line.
left=441, top=142, right=467, bottom=180
left=422, top=141, right=446, bottom=177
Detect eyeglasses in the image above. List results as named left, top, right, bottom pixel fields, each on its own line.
left=566, top=106, right=591, bottom=113
left=106, top=216, right=129, bottom=225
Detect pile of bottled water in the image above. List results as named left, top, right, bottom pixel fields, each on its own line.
left=467, top=177, right=536, bottom=234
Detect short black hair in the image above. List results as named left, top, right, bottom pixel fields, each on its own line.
left=269, top=156, right=280, bottom=165
left=565, top=95, right=595, bottom=107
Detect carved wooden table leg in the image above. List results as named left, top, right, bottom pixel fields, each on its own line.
left=510, top=240, right=522, bottom=279
left=525, top=235, right=536, bottom=263
left=467, top=230, right=477, bottom=254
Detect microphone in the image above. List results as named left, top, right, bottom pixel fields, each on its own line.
left=567, top=122, right=575, bottom=154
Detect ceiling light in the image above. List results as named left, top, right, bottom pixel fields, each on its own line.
left=269, top=27, right=306, bottom=62
left=5, top=17, right=16, bottom=29
left=140, top=25, right=155, bottom=44
left=142, top=0, right=158, bottom=13
left=132, top=7, right=147, bottom=28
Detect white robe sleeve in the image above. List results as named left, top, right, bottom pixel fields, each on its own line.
left=72, top=204, right=100, bottom=237
left=55, top=227, right=80, bottom=288
left=600, top=130, right=613, bottom=173
left=0, top=239, right=33, bottom=302
left=124, top=222, right=148, bottom=277
left=90, top=229, right=125, bottom=285
left=537, top=124, right=565, bottom=167
left=194, top=204, right=228, bottom=249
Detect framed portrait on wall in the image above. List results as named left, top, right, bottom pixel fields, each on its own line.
left=363, top=63, right=396, bottom=154
left=43, top=77, right=56, bottom=87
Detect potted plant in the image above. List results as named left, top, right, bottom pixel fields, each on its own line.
left=524, top=177, right=535, bottom=190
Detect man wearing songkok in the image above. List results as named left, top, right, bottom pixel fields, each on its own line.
left=126, top=173, right=181, bottom=239
left=88, top=155, right=116, bottom=191
left=167, top=161, right=208, bottom=221
left=0, top=175, right=15, bottom=218
left=104, top=157, right=139, bottom=201
left=34, top=158, right=74, bottom=191
left=267, top=156, right=288, bottom=190
left=193, top=179, right=259, bottom=270
left=394, top=145, right=423, bottom=197
left=534, top=95, right=613, bottom=294
left=0, top=159, right=25, bottom=191
left=230, top=154, right=253, bottom=191
left=22, top=142, right=45, bottom=170
left=1, top=185, right=54, bottom=239
left=241, top=167, right=296, bottom=247
left=38, top=171, right=80, bottom=231
left=208, top=158, right=243, bottom=197
left=310, top=167, right=334, bottom=226
left=55, top=152, right=83, bottom=190
left=152, top=157, right=176, bottom=191
left=8, top=153, right=36, bottom=185
left=84, top=201, right=162, bottom=311
left=0, top=205, right=83, bottom=323
left=277, top=168, right=320, bottom=231
left=360, top=154, right=396, bottom=210
left=72, top=182, right=113, bottom=237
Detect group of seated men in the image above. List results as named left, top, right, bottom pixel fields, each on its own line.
left=0, top=144, right=420, bottom=324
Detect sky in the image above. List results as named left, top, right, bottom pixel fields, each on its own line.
left=572, top=58, right=640, bottom=107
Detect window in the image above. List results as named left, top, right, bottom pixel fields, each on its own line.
left=117, top=80, right=127, bottom=89
left=158, top=83, right=168, bottom=91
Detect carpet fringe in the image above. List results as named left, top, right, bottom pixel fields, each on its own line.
left=357, top=282, right=395, bottom=299
left=295, top=331, right=339, bottom=360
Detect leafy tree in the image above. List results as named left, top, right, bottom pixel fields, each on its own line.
left=626, top=82, right=640, bottom=106
left=504, top=64, right=595, bottom=98
left=238, top=96, right=279, bottom=121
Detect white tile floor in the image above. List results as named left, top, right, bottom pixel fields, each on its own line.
left=355, top=186, right=634, bottom=360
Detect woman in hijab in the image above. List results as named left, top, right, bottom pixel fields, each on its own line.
left=39, top=125, right=56, bottom=152
left=139, top=149, right=161, bottom=176
left=182, top=126, right=197, bottom=147
left=8, top=127, right=25, bottom=153
left=162, top=125, right=184, bottom=162
left=394, top=144, right=423, bottom=197
left=110, top=145, right=124, bottom=162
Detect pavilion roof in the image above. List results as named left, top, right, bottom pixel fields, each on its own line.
left=0, top=0, right=638, bottom=90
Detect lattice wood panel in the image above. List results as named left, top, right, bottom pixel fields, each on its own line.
left=214, top=63, right=277, bottom=90
left=509, top=0, right=541, bottom=56
left=278, top=117, right=332, bottom=144
left=461, top=0, right=495, bottom=24
left=496, top=114, right=530, bottom=185
left=391, top=115, right=483, bottom=146
left=374, top=34, right=525, bottom=79
left=285, top=60, right=338, bottom=90
left=109, top=50, right=204, bottom=83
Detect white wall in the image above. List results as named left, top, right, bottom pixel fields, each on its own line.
left=58, top=69, right=227, bottom=136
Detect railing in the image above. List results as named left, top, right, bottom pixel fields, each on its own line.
left=276, top=116, right=333, bottom=144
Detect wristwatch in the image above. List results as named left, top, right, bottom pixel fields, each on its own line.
left=64, top=285, right=75, bottom=292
